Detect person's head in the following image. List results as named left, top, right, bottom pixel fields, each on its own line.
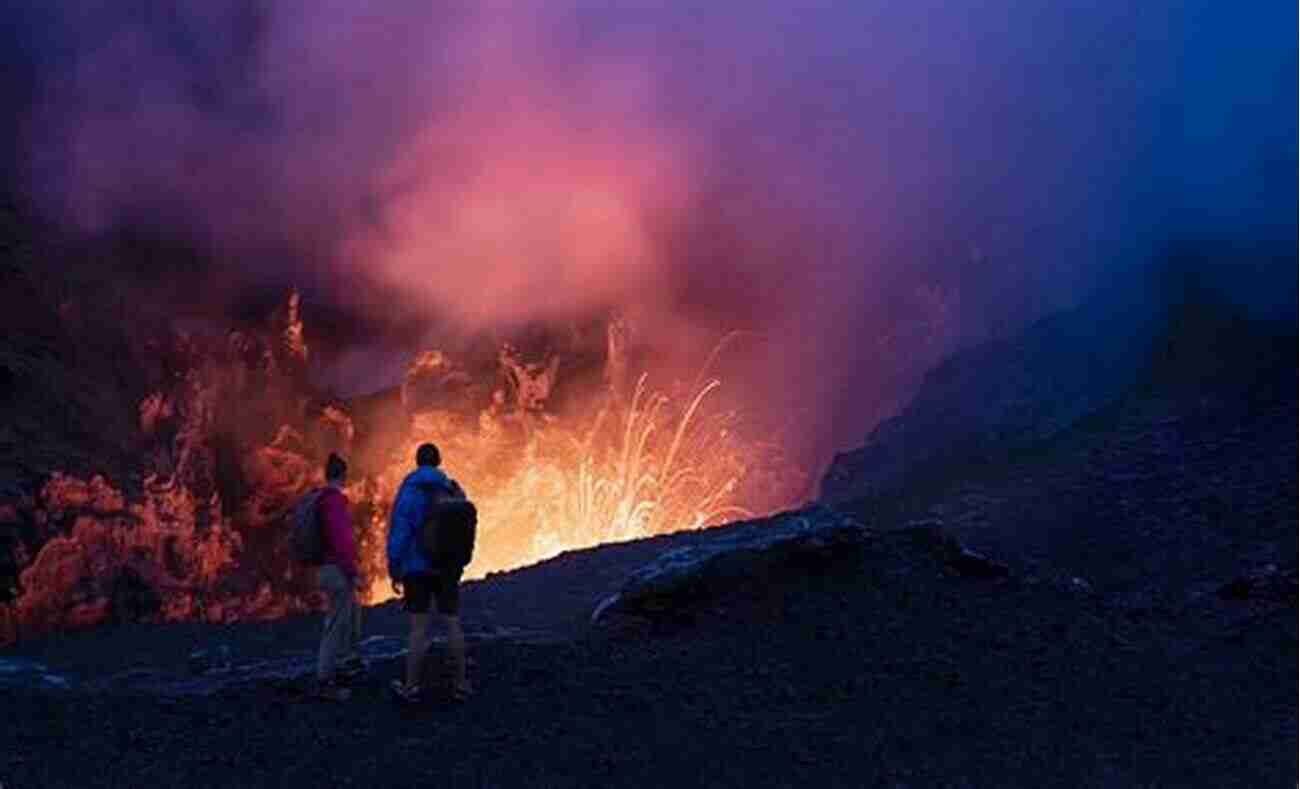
left=416, top=442, right=441, bottom=468
left=325, top=452, right=348, bottom=485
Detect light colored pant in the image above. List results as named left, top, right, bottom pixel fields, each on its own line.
left=317, top=564, right=361, bottom=681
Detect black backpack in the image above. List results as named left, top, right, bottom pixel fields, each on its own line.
left=289, top=488, right=326, bottom=565
left=420, top=483, right=477, bottom=568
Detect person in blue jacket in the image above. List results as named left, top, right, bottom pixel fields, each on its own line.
left=386, top=442, right=471, bottom=703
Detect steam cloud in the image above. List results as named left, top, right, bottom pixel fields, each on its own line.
left=11, top=0, right=1296, bottom=458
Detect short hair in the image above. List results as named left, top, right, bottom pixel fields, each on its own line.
left=416, top=442, right=441, bottom=468
left=325, top=452, right=348, bottom=482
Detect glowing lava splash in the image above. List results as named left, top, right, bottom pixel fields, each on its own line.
left=356, top=373, right=765, bottom=604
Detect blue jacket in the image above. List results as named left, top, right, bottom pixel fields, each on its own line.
left=386, top=465, right=455, bottom=579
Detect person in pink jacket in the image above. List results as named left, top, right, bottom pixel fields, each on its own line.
left=315, top=452, right=364, bottom=700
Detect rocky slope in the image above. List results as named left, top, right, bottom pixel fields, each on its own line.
left=820, top=255, right=1292, bottom=505
left=828, top=274, right=1297, bottom=612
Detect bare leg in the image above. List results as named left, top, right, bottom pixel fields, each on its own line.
left=444, top=614, right=468, bottom=695
left=405, top=612, right=430, bottom=689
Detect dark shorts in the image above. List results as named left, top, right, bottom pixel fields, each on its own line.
left=402, top=568, right=463, bottom=616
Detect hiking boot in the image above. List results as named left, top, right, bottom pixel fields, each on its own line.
left=389, top=679, right=423, bottom=705
left=338, top=656, right=368, bottom=683
left=314, top=679, right=352, bottom=702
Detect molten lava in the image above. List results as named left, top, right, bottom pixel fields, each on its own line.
left=0, top=297, right=807, bottom=642
left=357, top=373, right=765, bottom=604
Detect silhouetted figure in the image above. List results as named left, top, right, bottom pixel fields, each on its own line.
left=315, top=452, right=364, bottom=700
left=387, top=442, right=473, bottom=703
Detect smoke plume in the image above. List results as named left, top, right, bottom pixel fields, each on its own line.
left=10, top=0, right=1296, bottom=458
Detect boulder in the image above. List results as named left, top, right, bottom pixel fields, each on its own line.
left=592, top=507, right=872, bottom=625
left=896, top=519, right=1011, bottom=579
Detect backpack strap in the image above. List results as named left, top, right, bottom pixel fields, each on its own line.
left=416, top=478, right=463, bottom=501
left=415, top=480, right=451, bottom=501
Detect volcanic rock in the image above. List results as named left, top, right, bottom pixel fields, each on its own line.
left=108, top=565, right=163, bottom=623
left=1217, top=565, right=1298, bottom=606
left=591, top=506, right=871, bottom=625
left=188, top=648, right=212, bottom=675
left=0, top=656, right=70, bottom=690
left=895, top=519, right=1011, bottom=579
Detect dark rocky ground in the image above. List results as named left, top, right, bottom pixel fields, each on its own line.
left=0, top=538, right=1294, bottom=788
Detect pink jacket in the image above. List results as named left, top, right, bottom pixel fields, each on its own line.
left=318, top=487, right=358, bottom=577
